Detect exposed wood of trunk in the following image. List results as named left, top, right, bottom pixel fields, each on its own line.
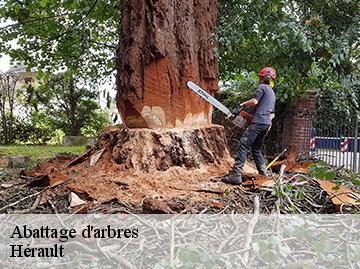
left=102, top=125, right=232, bottom=173
left=116, top=0, right=218, bottom=128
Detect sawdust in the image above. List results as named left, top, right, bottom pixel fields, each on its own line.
left=17, top=127, right=358, bottom=214
left=22, top=126, right=251, bottom=208
left=20, top=125, right=306, bottom=212
left=24, top=156, right=267, bottom=209
left=66, top=160, right=232, bottom=204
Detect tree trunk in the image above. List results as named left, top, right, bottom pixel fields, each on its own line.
left=67, top=78, right=82, bottom=136
left=116, top=0, right=218, bottom=128
left=18, top=1, right=233, bottom=207
left=112, top=0, right=232, bottom=177
left=1, top=113, right=7, bottom=144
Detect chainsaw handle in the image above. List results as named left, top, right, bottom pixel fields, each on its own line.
left=230, top=104, right=244, bottom=116
left=226, top=112, right=235, bottom=120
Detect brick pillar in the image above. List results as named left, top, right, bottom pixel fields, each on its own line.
left=282, top=92, right=317, bottom=154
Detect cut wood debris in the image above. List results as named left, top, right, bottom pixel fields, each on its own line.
left=1, top=183, right=14, bottom=188
left=67, top=148, right=95, bottom=167
left=90, top=148, right=106, bottom=166
left=169, top=184, right=225, bottom=195
left=21, top=162, right=70, bottom=187
left=242, top=177, right=276, bottom=188
left=0, top=128, right=359, bottom=214
left=69, top=192, right=87, bottom=207
left=270, top=146, right=314, bottom=174
left=46, top=166, right=70, bottom=187
left=316, top=180, right=360, bottom=210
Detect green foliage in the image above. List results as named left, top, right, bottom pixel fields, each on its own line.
left=81, top=109, right=109, bottom=136
left=316, top=74, right=360, bottom=124
left=0, top=0, right=119, bottom=83
left=352, top=177, right=360, bottom=188
left=14, top=116, right=54, bottom=145
left=21, top=71, right=109, bottom=137
left=308, top=161, right=336, bottom=181
left=27, top=71, right=109, bottom=136
left=216, top=0, right=359, bottom=153
left=215, top=72, right=258, bottom=118
left=217, top=0, right=359, bottom=108
left=332, top=171, right=360, bottom=194
left=47, top=129, right=66, bottom=145
left=0, top=1, right=115, bottom=143
left=0, top=72, right=22, bottom=144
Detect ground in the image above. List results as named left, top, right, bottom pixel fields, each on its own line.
left=1, top=132, right=359, bottom=215
left=0, top=145, right=85, bottom=165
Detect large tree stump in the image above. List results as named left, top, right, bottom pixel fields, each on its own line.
left=117, top=0, right=218, bottom=128
left=105, top=125, right=232, bottom=172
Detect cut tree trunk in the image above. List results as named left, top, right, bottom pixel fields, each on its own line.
left=112, top=0, right=231, bottom=182
left=117, top=0, right=218, bottom=128
left=17, top=0, right=232, bottom=208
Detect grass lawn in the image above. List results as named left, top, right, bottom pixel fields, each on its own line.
left=0, top=145, right=86, bottom=162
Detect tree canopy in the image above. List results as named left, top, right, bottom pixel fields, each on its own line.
left=0, top=0, right=119, bottom=83
left=32, top=71, right=107, bottom=136
left=217, top=0, right=359, bottom=114
left=1, top=0, right=359, bottom=120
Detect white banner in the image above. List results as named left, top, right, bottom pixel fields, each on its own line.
left=1, top=214, right=359, bottom=268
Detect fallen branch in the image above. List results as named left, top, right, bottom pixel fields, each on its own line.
left=12, top=194, right=41, bottom=213
left=67, top=147, right=95, bottom=167
left=0, top=178, right=71, bottom=213
left=0, top=188, right=48, bottom=213
left=243, top=195, right=260, bottom=265
left=169, top=185, right=224, bottom=194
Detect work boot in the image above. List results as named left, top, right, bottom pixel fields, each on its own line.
left=222, top=172, right=242, bottom=185
left=257, top=165, right=269, bottom=176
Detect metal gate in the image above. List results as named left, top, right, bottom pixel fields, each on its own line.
left=308, top=114, right=359, bottom=173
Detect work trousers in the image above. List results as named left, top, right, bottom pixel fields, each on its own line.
left=233, top=123, right=270, bottom=174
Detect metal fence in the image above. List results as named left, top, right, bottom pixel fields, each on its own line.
left=306, top=115, right=360, bottom=173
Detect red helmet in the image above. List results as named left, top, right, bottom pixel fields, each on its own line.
left=258, top=67, right=277, bottom=80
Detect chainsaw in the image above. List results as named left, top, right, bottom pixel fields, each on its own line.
left=187, top=81, right=252, bottom=128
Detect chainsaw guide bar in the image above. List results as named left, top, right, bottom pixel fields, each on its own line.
left=187, top=81, right=251, bottom=128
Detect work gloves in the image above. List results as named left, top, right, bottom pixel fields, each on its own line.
left=230, top=104, right=243, bottom=117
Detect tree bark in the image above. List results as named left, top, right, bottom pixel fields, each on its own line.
left=0, top=74, right=19, bottom=144
left=100, top=125, right=232, bottom=173
left=116, top=0, right=218, bottom=128
left=112, top=0, right=232, bottom=177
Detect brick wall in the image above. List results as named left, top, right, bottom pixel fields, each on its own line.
left=282, top=92, right=317, bottom=154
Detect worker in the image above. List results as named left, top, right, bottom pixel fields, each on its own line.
left=222, top=67, right=277, bottom=185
